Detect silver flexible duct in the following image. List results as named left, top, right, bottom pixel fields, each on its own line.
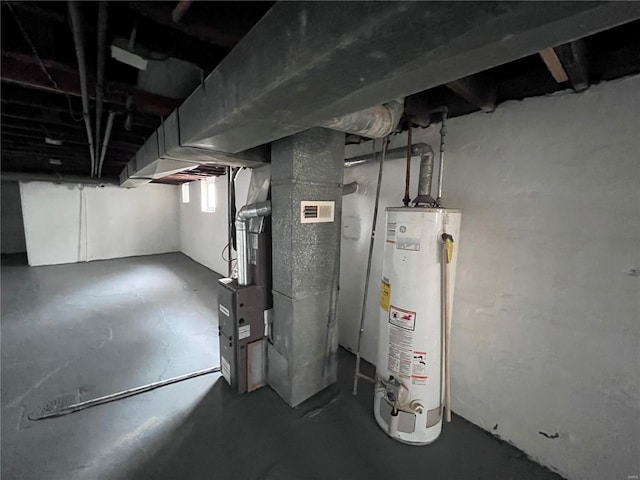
left=412, top=143, right=435, bottom=206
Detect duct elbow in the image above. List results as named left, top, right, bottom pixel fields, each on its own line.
left=237, top=201, right=272, bottom=221
left=235, top=200, right=271, bottom=287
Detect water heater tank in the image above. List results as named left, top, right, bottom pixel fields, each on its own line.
left=374, top=207, right=461, bottom=445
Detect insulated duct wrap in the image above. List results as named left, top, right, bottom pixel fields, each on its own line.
left=321, top=100, right=404, bottom=138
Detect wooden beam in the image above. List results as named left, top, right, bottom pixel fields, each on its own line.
left=446, top=73, right=497, bottom=112
left=539, top=48, right=569, bottom=83
left=554, top=41, right=590, bottom=92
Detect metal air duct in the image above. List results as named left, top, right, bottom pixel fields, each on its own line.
left=412, top=143, right=435, bottom=206
left=236, top=201, right=272, bottom=286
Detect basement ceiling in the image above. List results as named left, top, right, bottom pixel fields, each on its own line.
left=1, top=2, right=639, bottom=183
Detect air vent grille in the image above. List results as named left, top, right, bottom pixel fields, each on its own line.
left=300, top=201, right=335, bottom=223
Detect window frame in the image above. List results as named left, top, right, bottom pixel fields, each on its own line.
left=200, top=177, right=216, bottom=213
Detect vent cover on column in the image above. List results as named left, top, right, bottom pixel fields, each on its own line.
left=300, top=201, right=335, bottom=223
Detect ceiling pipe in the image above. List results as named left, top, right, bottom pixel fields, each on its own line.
left=97, top=111, right=117, bottom=178
left=321, top=100, right=404, bottom=138
left=67, top=1, right=96, bottom=178
left=95, top=1, right=108, bottom=176
left=344, top=143, right=431, bottom=167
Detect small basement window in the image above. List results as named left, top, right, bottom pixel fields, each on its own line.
left=200, top=178, right=216, bottom=213
left=181, top=183, right=190, bottom=203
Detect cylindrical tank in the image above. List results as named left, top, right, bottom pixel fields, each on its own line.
left=374, top=207, right=461, bottom=445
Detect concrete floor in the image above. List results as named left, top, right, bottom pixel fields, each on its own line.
left=1, top=253, right=562, bottom=480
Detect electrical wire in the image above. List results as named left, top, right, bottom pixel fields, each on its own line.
left=6, top=1, right=84, bottom=123
left=221, top=242, right=237, bottom=263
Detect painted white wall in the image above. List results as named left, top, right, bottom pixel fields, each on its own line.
left=20, top=182, right=179, bottom=266
left=1, top=181, right=27, bottom=253
left=178, top=170, right=251, bottom=276
left=339, top=75, right=640, bottom=480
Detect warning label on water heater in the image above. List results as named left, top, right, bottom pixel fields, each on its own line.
left=388, top=326, right=413, bottom=377
left=387, top=305, right=417, bottom=377
left=411, top=351, right=428, bottom=385
left=386, top=222, right=396, bottom=243
left=389, top=305, right=416, bottom=331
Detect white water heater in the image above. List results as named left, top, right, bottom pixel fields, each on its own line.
left=374, top=207, right=461, bottom=445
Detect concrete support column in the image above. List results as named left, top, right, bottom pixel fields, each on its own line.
left=268, top=127, right=345, bottom=406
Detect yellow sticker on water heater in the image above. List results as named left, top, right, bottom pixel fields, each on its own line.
left=380, top=279, right=391, bottom=312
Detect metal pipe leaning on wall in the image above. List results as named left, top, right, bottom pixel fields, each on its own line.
left=236, top=201, right=272, bottom=286
left=321, top=100, right=404, bottom=138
